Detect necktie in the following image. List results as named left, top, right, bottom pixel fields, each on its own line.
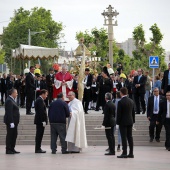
left=138, top=76, right=140, bottom=82
left=154, top=97, right=158, bottom=112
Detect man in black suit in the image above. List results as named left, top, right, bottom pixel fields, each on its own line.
left=147, top=88, right=165, bottom=142
left=157, top=91, right=170, bottom=151
left=48, top=92, right=70, bottom=154
left=103, top=92, right=116, bottom=155
left=25, top=66, right=36, bottom=115
left=161, top=63, right=170, bottom=95
left=117, top=87, right=135, bottom=158
left=46, top=68, right=54, bottom=106
left=133, top=68, right=146, bottom=114
left=4, top=88, right=20, bottom=154
left=82, top=68, right=93, bottom=114
left=1, top=73, right=8, bottom=105
left=34, top=89, right=48, bottom=153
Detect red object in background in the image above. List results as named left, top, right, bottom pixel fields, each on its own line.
left=130, top=70, right=136, bottom=76
left=53, top=63, right=59, bottom=71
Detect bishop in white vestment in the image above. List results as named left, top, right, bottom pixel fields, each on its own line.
left=66, top=91, right=88, bottom=152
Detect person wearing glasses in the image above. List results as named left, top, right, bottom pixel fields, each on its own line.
left=157, top=91, right=170, bottom=151
left=147, top=87, right=165, bottom=142
left=133, top=68, right=147, bottom=114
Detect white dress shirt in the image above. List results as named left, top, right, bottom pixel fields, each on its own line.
left=166, top=100, right=170, bottom=118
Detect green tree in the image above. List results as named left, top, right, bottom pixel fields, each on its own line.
left=0, top=49, right=5, bottom=64
left=132, top=23, right=166, bottom=71
left=1, top=7, right=63, bottom=74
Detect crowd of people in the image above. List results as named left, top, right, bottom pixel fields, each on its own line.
left=2, top=62, right=170, bottom=157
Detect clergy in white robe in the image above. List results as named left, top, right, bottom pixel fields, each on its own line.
left=66, top=91, right=88, bottom=152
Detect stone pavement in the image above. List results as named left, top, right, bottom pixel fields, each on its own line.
left=0, top=145, right=169, bottom=170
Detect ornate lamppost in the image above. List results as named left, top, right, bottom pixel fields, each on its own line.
left=101, top=5, right=119, bottom=68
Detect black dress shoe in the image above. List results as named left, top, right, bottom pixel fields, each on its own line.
left=85, top=112, right=89, bottom=114
left=70, top=151, right=80, bottom=153
left=127, top=154, right=134, bottom=158
left=13, top=150, right=20, bottom=154
left=95, top=109, right=99, bottom=111
left=35, top=149, right=46, bottom=153
left=51, top=151, right=56, bottom=154
left=62, top=151, right=70, bottom=154
left=155, top=139, right=160, bottom=142
left=6, top=150, right=14, bottom=154
left=150, top=138, right=153, bottom=142
left=105, top=152, right=115, bottom=155
left=117, top=154, right=128, bottom=158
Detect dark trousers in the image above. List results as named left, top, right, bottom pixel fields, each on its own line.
left=6, top=125, right=18, bottom=151
left=119, top=125, right=133, bottom=155
left=50, top=123, right=67, bottom=152
left=1, top=91, right=7, bottom=104
left=164, top=118, right=170, bottom=149
left=134, top=93, right=146, bottom=114
left=35, top=125, right=45, bottom=150
left=82, top=89, right=91, bottom=113
left=47, top=87, right=53, bottom=106
left=20, top=91, right=25, bottom=107
left=149, top=114, right=162, bottom=139
left=26, top=90, right=34, bottom=114
left=105, top=127, right=115, bottom=153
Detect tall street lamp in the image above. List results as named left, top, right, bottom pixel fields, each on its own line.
left=102, top=5, right=119, bottom=68
left=28, top=29, right=45, bottom=68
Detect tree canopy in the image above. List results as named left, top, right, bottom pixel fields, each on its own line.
left=1, top=7, right=63, bottom=74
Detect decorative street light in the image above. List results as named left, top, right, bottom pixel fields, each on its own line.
left=102, top=5, right=119, bottom=68
left=28, top=29, right=45, bottom=68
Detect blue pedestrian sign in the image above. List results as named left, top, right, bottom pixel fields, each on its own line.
left=149, top=56, right=159, bottom=68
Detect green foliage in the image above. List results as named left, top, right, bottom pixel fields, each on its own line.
left=0, top=49, right=5, bottom=64
left=1, top=7, right=63, bottom=74
left=132, top=23, right=166, bottom=72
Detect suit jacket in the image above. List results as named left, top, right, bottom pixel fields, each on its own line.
left=147, top=95, right=165, bottom=118
left=85, top=74, right=93, bottom=87
left=4, top=96, right=20, bottom=125
left=161, top=70, right=170, bottom=93
left=34, top=97, right=48, bottom=125
left=133, top=75, right=146, bottom=94
left=1, top=78, right=8, bottom=92
left=116, top=96, right=135, bottom=126
left=158, top=100, right=170, bottom=125
left=46, top=74, right=54, bottom=89
left=102, top=101, right=116, bottom=127
left=25, top=72, right=35, bottom=92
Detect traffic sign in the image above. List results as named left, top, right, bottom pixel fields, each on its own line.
left=149, top=56, right=159, bottom=68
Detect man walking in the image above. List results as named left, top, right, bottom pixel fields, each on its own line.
left=48, top=92, right=70, bottom=154
left=117, top=87, right=135, bottom=158
left=4, top=88, right=20, bottom=154
left=103, top=92, right=116, bottom=155
left=34, top=89, right=48, bottom=153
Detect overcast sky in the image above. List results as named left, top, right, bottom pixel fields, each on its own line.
left=0, top=0, right=170, bottom=52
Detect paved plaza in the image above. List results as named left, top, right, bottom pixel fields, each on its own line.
left=0, top=145, right=169, bottom=170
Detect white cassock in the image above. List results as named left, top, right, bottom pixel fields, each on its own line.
left=66, top=98, right=88, bottom=152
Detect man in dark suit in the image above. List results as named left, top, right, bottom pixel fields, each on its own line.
left=34, top=89, right=48, bottom=153
left=103, top=92, right=116, bottom=155
left=133, top=68, right=146, bottom=114
left=82, top=68, right=93, bottom=114
left=4, top=88, right=20, bottom=154
left=46, top=68, right=54, bottom=106
left=1, top=73, right=8, bottom=105
left=25, top=66, right=36, bottom=115
left=48, top=92, right=70, bottom=154
left=147, top=88, right=165, bottom=142
left=161, top=63, right=170, bottom=95
left=117, top=87, right=135, bottom=158
left=157, top=91, right=170, bottom=151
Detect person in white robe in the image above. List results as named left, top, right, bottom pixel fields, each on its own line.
left=66, top=91, right=88, bottom=153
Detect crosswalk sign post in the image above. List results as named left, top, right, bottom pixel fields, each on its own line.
left=149, top=56, right=159, bottom=86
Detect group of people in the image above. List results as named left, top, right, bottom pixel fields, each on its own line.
left=2, top=62, right=170, bottom=156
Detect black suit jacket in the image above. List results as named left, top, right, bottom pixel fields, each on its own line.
left=147, top=95, right=165, bottom=118
left=46, top=74, right=54, bottom=89
left=34, top=97, right=48, bottom=125
left=102, top=101, right=116, bottom=127
left=25, top=72, right=35, bottom=92
left=133, top=75, right=146, bottom=94
left=1, top=78, right=8, bottom=92
left=86, top=74, right=93, bottom=87
left=116, top=96, right=135, bottom=126
left=161, top=70, right=170, bottom=93
left=158, top=100, right=169, bottom=125
left=4, top=96, right=20, bottom=125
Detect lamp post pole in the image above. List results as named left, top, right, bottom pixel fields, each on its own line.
left=28, top=29, right=45, bottom=68
left=102, top=5, right=119, bottom=68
